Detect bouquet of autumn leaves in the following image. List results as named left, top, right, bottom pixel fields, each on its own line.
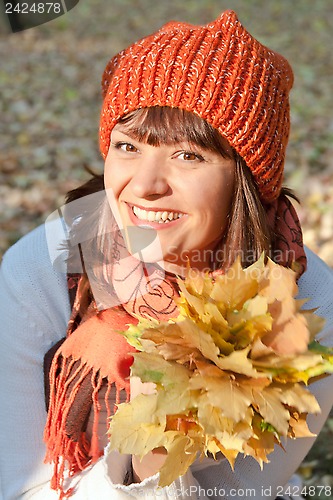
left=108, top=256, right=333, bottom=487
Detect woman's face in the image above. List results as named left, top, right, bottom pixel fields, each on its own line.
left=104, top=123, right=235, bottom=273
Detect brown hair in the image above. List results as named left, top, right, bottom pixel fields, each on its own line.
left=66, top=106, right=293, bottom=280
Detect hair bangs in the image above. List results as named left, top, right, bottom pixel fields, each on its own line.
left=117, top=106, right=234, bottom=159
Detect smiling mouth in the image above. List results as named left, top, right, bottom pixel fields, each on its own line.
left=131, top=205, right=185, bottom=224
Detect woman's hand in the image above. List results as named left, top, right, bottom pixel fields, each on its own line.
left=130, top=377, right=167, bottom=483
left=132, top=447, right=167, bottom=483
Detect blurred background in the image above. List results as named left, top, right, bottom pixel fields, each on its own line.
left=0, top=0, right=332, bottom=496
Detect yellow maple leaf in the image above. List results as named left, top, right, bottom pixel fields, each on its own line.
left=258, top=258, right=298, bottom=307
left=207, top=439, right=239, bottom=469
left=261, top=312, right=310, bottom=355
left=170, top=318, right=223, bottom=365
left=156, top=342, right=201, bottom=364
left=252, top=387, right=291, bottom=436
left=210, top=258, right=259, bottom=310
left=252, top=351, right=325, bottom=383
left=159, top=434, right=203, bottom=487
left=288, top=411, right=317, bottom=438
left=215, top=346, right=264, bottom=378
left=302, top=310, right=327, bottom=342
left=109, top=394, right=166, bottom=456
left=131, top=352, right=194, bottom=418
left=250, top=337, right=275, bottom=359
left=277, top=383, right=321, bottom=414
left=190, top=372, right=254, bottom=422
left=242, top=433, right=274, bottom=468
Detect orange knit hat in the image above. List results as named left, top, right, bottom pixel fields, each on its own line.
left=99, top=10, right=294, bottom=203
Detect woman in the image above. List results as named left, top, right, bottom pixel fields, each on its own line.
left=1, top=10, right=333, bottom=500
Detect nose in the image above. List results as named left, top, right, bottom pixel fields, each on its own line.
left=129, top=155, right=170, bottom=199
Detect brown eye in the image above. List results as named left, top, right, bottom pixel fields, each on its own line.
left=184, top=152, right=197, bottom=161
left=114, top=142, right=138, bottom=153
left=178, top=151, right=205, bottom=162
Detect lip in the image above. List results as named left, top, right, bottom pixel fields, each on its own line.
left=126, top=203, right=187, bottom=229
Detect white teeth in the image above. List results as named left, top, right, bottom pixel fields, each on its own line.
left=147, top=211, right=155, bottom=222
left=136, top=207, right=144, bottom=219
left=132, top=206, right=184, bottom=223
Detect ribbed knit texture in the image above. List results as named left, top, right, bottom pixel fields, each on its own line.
left=99, top=10, right=294, bottom=202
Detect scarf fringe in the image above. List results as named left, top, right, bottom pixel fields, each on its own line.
left=44, top=348, right=129, bottom=497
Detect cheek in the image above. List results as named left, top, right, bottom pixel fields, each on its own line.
left=193, top=169, right=235, bottom=219
left=104, top=159, right=125, bottom=198
left=104, top=156, right=113, bottom=188
left=104, top=172, right=116, bottom=195
left=104, top=162, right=126, bottom=228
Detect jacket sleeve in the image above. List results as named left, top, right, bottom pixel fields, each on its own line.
left=0, top=225, right=71, bottom=499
